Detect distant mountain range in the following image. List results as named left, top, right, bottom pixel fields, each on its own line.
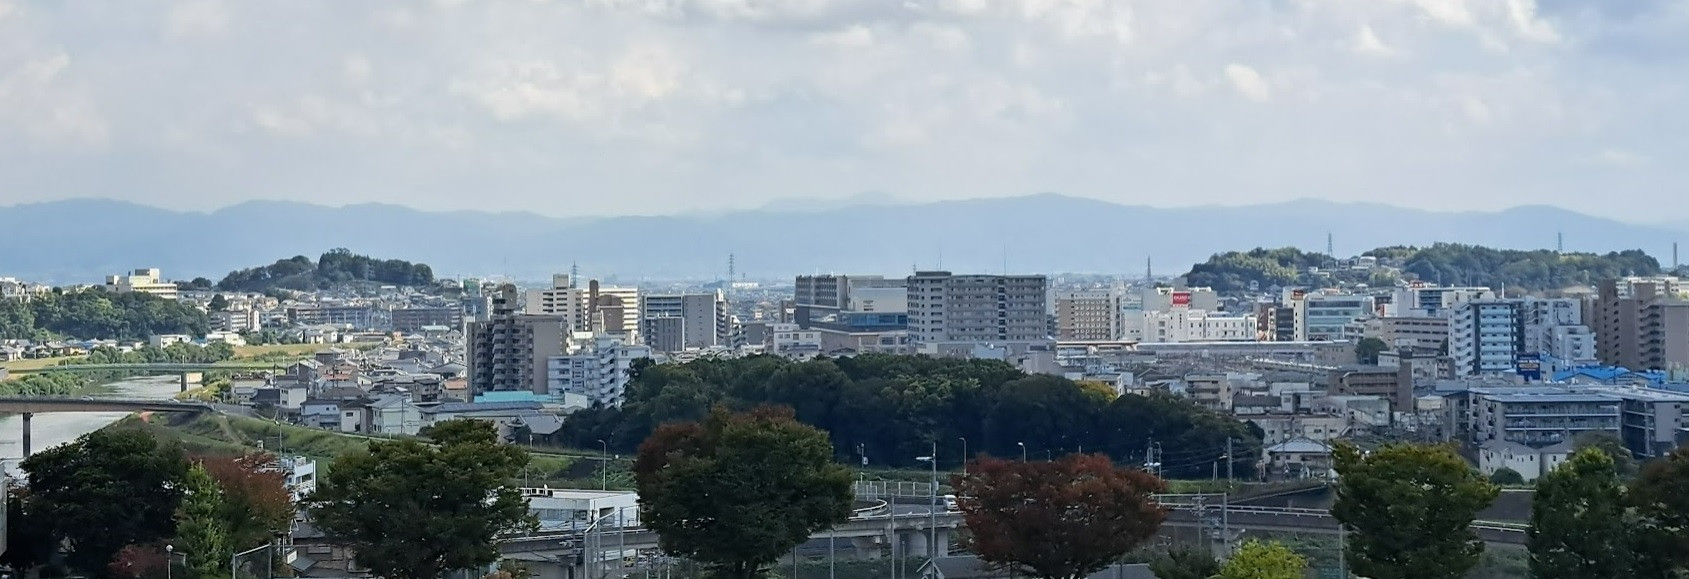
left=1, top=194, right=1685, bottom=285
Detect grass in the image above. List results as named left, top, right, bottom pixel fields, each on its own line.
left=231, top=344, right=326, bottom=358
left=0, top=355, right=87, bottom=379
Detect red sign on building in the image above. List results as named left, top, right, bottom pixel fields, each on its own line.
left=1172, top=292, right=1191, bottom=307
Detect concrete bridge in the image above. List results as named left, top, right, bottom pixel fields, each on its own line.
left=3, top=362, right=282, bottom=375
left=0, top=397, right=214, bottom=456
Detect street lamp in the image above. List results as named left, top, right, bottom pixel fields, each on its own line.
left=1017, top=442, right=1026, bottom=462
left=914, top=441, right=938, bottom=568
left=597, top=439, right=608, bottom=491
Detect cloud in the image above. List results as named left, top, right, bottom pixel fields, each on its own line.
left=0, top=0, right=1686, bottom=221
left=1223, top=64, right=1271, bottom=102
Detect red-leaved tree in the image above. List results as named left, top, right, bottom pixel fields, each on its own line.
left=199, top=453, right=296, bottom=551
left=108, top=543, right=169, bottom=579
left=953, top=454, right=1168, bottom=579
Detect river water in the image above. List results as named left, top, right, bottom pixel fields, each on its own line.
left=0, top=376, right=184, bottom=475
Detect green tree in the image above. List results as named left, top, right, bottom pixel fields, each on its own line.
left=1572, top=431, right=1637, bottom=478
left=1331, top=443, right=1499, bottom=579
left=1488, top=467, right=1525, bottom=486
left=1528, top=448, right=1630, bottom=579
left=1354, top=337, right=1389, bottom=365
left=175, top=463, right=231, bottom=579
left=1630, top=446, right=1689, bottom=578
left=208, top=294, right=230, bottom=312
left=634, top=406, right=853, bottom=579
left=1217, top=540, right=1307, bottom=579
left=20, top=429, right=190, bottom=575
left=304, top=420, right=533, bottom=579
left=952, top=454, right=1166, bottom=579
left=1147, top=548, right=1220, bottom=579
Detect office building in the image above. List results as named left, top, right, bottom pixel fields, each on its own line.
left=1140, top=286, right=1219, bottom=313
left=104, top=268, right=179, bottom=300
left=1388, top=285, right=1496, bottom=317
left=641, top=291, right=730, bottom=350
left=466, top=285, right=567, bottom=395
left=546, top=334, right=653, bottom=406
left=525, top=275, right=642, bottom=343
left=1591, top=277, right=1689, bottom=371
left=1364, top=316, right=1449, bottom=350
left=793, top=274, right=908, bottom=329
left=769, top=322, right=824, bottom=359
left=1292, top=292, right=1375, bottom=341
left=1055, top=289, right=1125, bottom=341
left=1127, top=309, right=1257, bottom=343
left=906, top=271, right=1049, bottom=346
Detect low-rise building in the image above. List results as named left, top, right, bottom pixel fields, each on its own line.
left=1477, top=440, right=1573, bottom=482
left=105, top=268, right=179, bottom=300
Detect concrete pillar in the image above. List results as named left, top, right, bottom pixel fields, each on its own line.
left=21, top=412, right=31, bottom=457
left=851, top=536, right=883, bottom=560
left=180, top=372, right=190, bottom=392
left=907, top=530, right=930, bottom=559
left=934, top=528, right=951, bottom=558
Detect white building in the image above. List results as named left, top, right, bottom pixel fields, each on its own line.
left=1126, top=309, right=1257, bottom=343
left=273, top=456, right=318, bottom=502
left=1478, top=440, right=1573, bottom=482
left=522, top=488, right=641, bottom=532
left=770, top=323, right=823, bottom=359
left=641, top=291, right=730, bottom=351
left=1292, top=292, right=1375, bottom=341
left=525, top=275, right=642, bottom=343
left=105, top=268, right=179, bottom=300
left=1140, top=286, right=1219, bottom=313
left=1054, top=289, right=1125, bottom=341
left=906, top=271, right=1049, bottom=347
left=546, top=334, right=654, bottom=406
left=1388, top=285, right=1496, bottom=317
left=1450, top=298, right=1598, bottom=377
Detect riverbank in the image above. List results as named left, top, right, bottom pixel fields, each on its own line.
left=0, top=376, right=184, bottom=462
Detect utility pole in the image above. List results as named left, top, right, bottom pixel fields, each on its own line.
left=1226, top=438, right=1235, bottom=487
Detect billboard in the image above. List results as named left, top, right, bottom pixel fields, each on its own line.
left=1516, top=353, right=1543, bottom=382
left=1172, top=292, right=1191, bottom=307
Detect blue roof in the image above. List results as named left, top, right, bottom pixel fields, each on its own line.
left=1550, top=366, right=1667, bottom=385
left=474, top=391, right=553, bottom=404
left=427, top=401, right=546, bottom=414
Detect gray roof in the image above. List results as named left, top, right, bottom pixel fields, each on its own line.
left=424, top=401, right=546, bottom=414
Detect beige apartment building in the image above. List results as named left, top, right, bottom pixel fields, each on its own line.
left=104, top=268, right=179, bottom=300
left=1591, top=277, right=1689, bottom=371
left=1054, top=289, right=1124, bottom=341
left=467, top=285, right=567, bottom=395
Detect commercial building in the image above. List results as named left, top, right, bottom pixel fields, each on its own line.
left=769, top=322, right=824, bottom=359
left=466, top=285, right=566, bottom=395
left=1591, top=277, right=1689, bottom=372
left=641, top=291, right=730, bottom=351
left=1128, top=309, right=1257, bottom=343
left=1364, top=316, right=1449, bottom=350
left=1293, top=292, right=1375, bottom=341
left=104, top=268, right=179, bottom=300
left=1140, top=286, right=1219, bottom=313
left=1054, top=289, right=1125, bottom=341
left=793, top=275, right=907, bottom=326
left=546, top=334, right=653, bottom=406
left=1329, top=366, right=1411, bottom=412
left=906, top=271, right=1049, bottom=347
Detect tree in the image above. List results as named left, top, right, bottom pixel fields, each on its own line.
left=200, top=453, right=295, bottom=552
left=1354, top=337, right=1389, bottom=365
left=1147, top=548, right=1220, bottom=579
left=1527, top=448, right=1630, bottom=579
left=109, top=544, right=170, bottom=579
left=1630, top=446, right=1689, bottom=578
left=952, top=454, right=1167, bottom=579
left=1331, top=443, right=1499, bottom=579
left=634, top=406, right=853, bottom=579
left=21, top=429, right=189, bottom=574
left=1, top=487, right=58, bottom=574
left=1489, top=467, right=1525, bottom=486
left=304, top=420, right=533, bottom=579
left=175, top=463, right=231, bottom=579
left=1217, top=540, right=1307, bottom=579
left=1572, top=431, right=1638, bottom=478
left=208, top=294, right=230, bottom=312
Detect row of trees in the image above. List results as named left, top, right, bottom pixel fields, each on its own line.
left=0, top=289, right=211, bottom=341
left=561, top=354, right=1261, bottom=478
left=3, top=430, right=295, bottom=578
left=0, top=343, right=237, bottom=397
left=1183, top=244, right=1662, bottom=294
left=216, top=248, right=434, bottom=292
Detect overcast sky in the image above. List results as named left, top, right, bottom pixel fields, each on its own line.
left=1, top=0, right=1686, bottom=220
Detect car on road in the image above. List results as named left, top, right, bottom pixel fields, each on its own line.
left=943, top=494, right=958, bottom=511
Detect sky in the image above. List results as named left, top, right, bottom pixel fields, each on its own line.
left=1, top=0, right=1687, bottom=220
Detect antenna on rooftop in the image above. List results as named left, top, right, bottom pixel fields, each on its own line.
left=1557, top=232, right=1564, bottom=254
left=1145, top=256, right=1153, bottom=283
left=570, top=262, right=579, bottom=286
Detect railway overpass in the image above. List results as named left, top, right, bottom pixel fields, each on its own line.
left=0, top=397, right=214, bottom=456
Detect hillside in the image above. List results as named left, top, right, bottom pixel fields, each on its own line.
left=1184, top=244, right=1661, bottom=294
left=0, top=195, right=1684, bottom=282
left=215, top=248, right=435, bottom=292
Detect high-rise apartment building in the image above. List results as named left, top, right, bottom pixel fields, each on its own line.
left=524, top=275, right=641, bottom=343
left=104, top=268, right=179, bottom=300
left=1449, top=298, right=1597, bottom=377
left=1054, top=289, right=1125, bottom=341
left=906, top=271, right=1049, bottom=345
left=640, top=290, right=730, bottom=350
left=466, top=285, right=566, bottom=395
left=1591, top=277, right=1689, bottom=371
left=546, top=334, right=653, bottom=406
left=1388, top=285, right=1496, bottom=317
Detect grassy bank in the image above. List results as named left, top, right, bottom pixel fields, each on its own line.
left=0, top=355, right=88, bottom=380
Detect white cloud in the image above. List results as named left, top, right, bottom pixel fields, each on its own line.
left=1354, top=25, right=1394, bottom=56
left=1591, top=148, right=1649, bottom=168
left=811, top=25, right=875, bottom=49
left=1223, top=64, right=1271, bottom=102
left=166, top=0, right=230, bottom=39
left=0, top=53, right=108, bottom=145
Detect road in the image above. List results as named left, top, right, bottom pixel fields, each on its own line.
left=0, top=376, right=183, bottom=474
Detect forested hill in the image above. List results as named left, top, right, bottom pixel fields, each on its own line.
left=216, top=249, right=435, bottom=292
left=1184, top=244, right=1660, bottom=294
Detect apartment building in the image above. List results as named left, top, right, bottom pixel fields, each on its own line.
left=524, top=275, right=642, bottom=343
left=906, top=271, right=1049, bottom=346
left=1449, top=300, right=1524, bottom=377
left=1128, top=309, right=1257, bottom=343
left=1364, top=316, right=1449, bottom=350
left=104, top=268, right=179, bottom=300
left=1388, top=285, right=1495, bottom=317
left=212, top=308, right=263, bottom=333
left=1591, top=277, right=1689, bottom=371
left=287, top=306, right=376, bottom=328
left=640, top=291, right=730, bottom=351
left=1054, top=289, right=1125, bottom=341
left=1468, top=388, right=1621, bottom=448
left=769, top=322, right=824, bottom=359
left=1329, top=366, right=1411, bottom=412
left=546, top=334, right=653, bottom=406
left=466, top=285, right=566, bottom=395
left=391, top=307, right=464, bottom=333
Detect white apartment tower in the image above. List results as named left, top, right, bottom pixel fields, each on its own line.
left=524, top=275, right=641, bottom=344
left=906, top=271, right=1049, bottom=345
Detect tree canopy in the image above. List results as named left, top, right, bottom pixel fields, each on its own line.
left=633, top=406, right=853, bottom=579
left=952, top=454, right=1166, bottom=579
left=174, top=462, right=232, bottom=579
left=304, top=419, right=533, bottom=579
left=1183, top=244, right=1660, bottom=294
left=216, top=249, right=434, bottom=292
left=1217, top=540, right=1307, bottom=579
left=1630, top=446, right=1689, bottom=578
left=1331, top=442, right=1499, bottom=579
left=562, top=354, right=1260, bottom=477
left=0, top=288, right=210, bottom=341
left=1528, top=448, right=1631, bottom=579
left=20, top=429, right=190, bottom=575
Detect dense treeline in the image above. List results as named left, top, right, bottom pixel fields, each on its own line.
left=1185, top=244, right=1661, bottom=294
left=216, top=248, right=434, bottom=292
left=0, top=343, right=236, bottom=397
left=0, top=289, right=210, bottom=341
left=561, top=354, right=1261, bottom=478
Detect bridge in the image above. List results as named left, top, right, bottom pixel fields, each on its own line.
left=4, top=362, right=283, bottom=375
left=0, top=397, right=214, bottom=456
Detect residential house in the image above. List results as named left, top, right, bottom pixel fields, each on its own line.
left=1478, top=440, right=1574, bottom=482
left=1263, top=438, right=1334, bottom=480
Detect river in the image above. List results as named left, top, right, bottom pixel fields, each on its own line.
left=0, top=375, right=185, bottom=475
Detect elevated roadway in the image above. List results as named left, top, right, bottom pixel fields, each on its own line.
left=0, top=397, right=215, bottom=456
left=3, top=362, right=283, bottom=375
